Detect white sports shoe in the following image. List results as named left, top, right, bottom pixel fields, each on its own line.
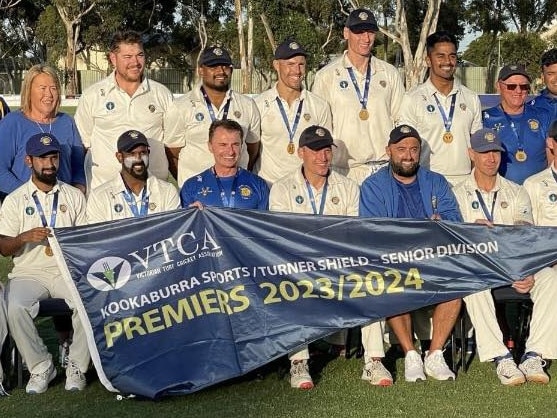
left=290, top=360, right=313, bottom=390
left=405, top=350, right=426, bottom=382
left=361, top=359, right=393, bottom=386
left=519, top=353, right=549, bottom=384
left=496, top=357, right=525, bottom=386
left=424, top=350, right=455, bottom=381
left=65, top=360, right=86, bottom=391
left=26, top=362, right=57, bottom=394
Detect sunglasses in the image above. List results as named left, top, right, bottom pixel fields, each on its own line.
left=500, top=82, right=530, bottom=92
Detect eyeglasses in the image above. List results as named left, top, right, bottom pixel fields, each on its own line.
left=499, top=82, right=530, bottom=92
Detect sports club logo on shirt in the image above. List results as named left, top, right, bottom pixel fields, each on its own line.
left=528, top=119, right=539, bottom=131
left=239, top=185, right=252, bottom=198
left=87, top=257, right=132, bottom=291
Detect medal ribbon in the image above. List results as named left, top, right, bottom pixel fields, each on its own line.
left=276, top=97, right=304, bottom=147
left=304, top=176, right=328, bottom=215
left=213, top=167, right=239, bottom=208
left=433, top=93, right=457, bottom=133
left=475, top=190, right=498, bottom=223
left=500, top=106, right=526, bottom=153
left=201, top=86, right=232, bottom=122
left=347, top=63, right=371, bottom=110
left=32, top=190, right=59, bottom=227
left=122, top=183, right=149, bottom=217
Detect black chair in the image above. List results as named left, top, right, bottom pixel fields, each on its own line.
left=9, top=298, right=73, bottom=388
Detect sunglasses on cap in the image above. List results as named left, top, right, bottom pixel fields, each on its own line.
left=499, top=82, right=530, bottom=92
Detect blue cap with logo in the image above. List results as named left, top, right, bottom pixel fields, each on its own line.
left=117, top=130, right=149, bottom=153
left=388, top=124, right=421, bottom=145
left=345, top=8, right=379, bottom=32
left=470, top=128, right=504, bottom=152
left=199, top=46, right=233, bottom=67
left=26, top=133, right=61, bottom=157
left=274, top=38, right=307, bottom=60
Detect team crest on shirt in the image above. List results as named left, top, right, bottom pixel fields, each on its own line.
left=59, top=204, right=67, bottom=213
left=148, top=104, right=156, bottom=113
left=501, top=201, right=509, bottom=209
left=239, top=185, right=252, bottom=198
left=199, top=187, right=212, bottom=196
left=426, top=105, right=435, bottom=113
left=195, top=112, right=205, bottom=121
left=339, top=80, right=349, bottom=89
left=149, top=203, right=157, bottom=211
left=528, top=119, right=539, bottom=131
left=460, top=103, right=467, bottom=111
left=114, top=203, right=123, bottom=213
left=331, top=196, right=340, bottom=205
left=304, top=113, right=311, bottom=121
left=106, top=102, right=115, bottom=111
left=549, top=193, right=557, bottom=203
left=295, top=195, right=304, bottom=204
left=471, top=201, right=479, bottom=210
left=234, top=110, right=242, bottom=118
left=25, top=206, right=35, bottom=215
left=379, top=80, right=386, bottom=88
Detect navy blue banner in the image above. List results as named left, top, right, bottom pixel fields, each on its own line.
left=52, top=208, right=557, bottom=399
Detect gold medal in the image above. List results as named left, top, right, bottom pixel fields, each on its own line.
left=359, top=109, right=369, bottom=121
left=45, top=246, right=53, bottom=257
left=515, top=150, right=527, bottom=162
left=442, top=131, right=453, bottom=143
left=287, top=143, right=295, bottom=155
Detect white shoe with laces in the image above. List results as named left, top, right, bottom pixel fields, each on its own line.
left=405, top=350, right=426, bottom=382
left=424, top=350, right=455, bottom=381
left=26, top=362, right=57, bottom=394
left=496, top=356, right=525, bottom=386
left=65, top=360, right=86, bottom=391
left=519, top=352, right=549, bottom=384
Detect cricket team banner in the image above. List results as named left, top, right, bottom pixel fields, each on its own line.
left=52, top=208, right=557, bottom=399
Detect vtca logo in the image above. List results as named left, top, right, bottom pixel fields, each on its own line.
left=86, top=257, right=131, bottom=291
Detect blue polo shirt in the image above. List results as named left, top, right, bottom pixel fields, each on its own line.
left=180, top=167, right=269, bottom=210
left=483, top=104, right=552, bottom=184
left=530, top=89, right=557, bottom=121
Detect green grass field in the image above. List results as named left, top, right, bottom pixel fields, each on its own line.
left=1, top=248, right=556, bottom=417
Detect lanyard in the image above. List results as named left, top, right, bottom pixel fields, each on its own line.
left=213, top=167, right=239, bottom=208
left=347, top=63, right=371, bottom=110
left=32, top=190, right=59, bottom=227
left=475, top=189, right=498, bottom=223
left=500, top=106, right=525, bottom=151
left=304, top=176, right=328, bottom=215
left=276, top=97, right=304, bottom=144
left=201, top=86, right=232, bottom=122
left=433, top=93, right=456, bottom=132
left=122, top=185, right=149, bottom=217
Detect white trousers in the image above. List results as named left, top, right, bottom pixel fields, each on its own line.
left=464, top=266, right=557, bottom=362
left=0, top=285, right=7, bottom=380
left=6, top=276, right=90, bottom=374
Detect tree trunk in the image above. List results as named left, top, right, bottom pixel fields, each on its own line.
left=234, top=0, right=248, bottom=93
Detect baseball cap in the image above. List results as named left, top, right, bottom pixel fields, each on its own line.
left=388, top=125, right=421, bottom=145
left=548, top=120, right=557, bottom=139
left=298, top=125, right=336, bottom=150
left=117, top=130, right=149, bottom=153
left=199, top=46, right=233, bottom=67
left=26, top=133, right=61, bottom=157
left=274, top=38, right=307, bottom=60
left=345, top=8, right=379, bottom=32
left=498, top=64, right=531, bottom=82
left=470, top=128, right=504, bottom=152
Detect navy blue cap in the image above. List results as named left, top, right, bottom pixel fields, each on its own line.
left=470, top=128, right=504, bottom=152
left=345, top=9, right=379, bottom=32
left=498, top=64, right=531, bottom=82
left=26, top=133, right=61, bottom=157
left=389, top=125, right=421, bottom=145
left=199, top=46, right=233, bottom=67
left=117, top=130, right=149, bottom=153
left=299, top=125, right=336, bottom=150
left=274, top=39, right=307, bottom=60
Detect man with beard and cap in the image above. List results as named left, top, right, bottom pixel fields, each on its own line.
left=360, top=125, right=462, bottom=383
left=398, top=31, right=483, bottom=186
left=254, top=38, right=331, bottom=185
left=0, top=133, right=90, bottom=394
left=86, top=130, right=179, bottom=223
left=165, top=46, right=261, bottom=187
left=75, top=30, right=175, bottom=191
left=312, top=8, right=404, bottom=185
left=180, top=119, right=269, bottom=210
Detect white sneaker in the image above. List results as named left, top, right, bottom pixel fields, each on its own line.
left=424, top=350, right=455, bottom=381
left=404, top=350, right=426, bottom=382
left=65, top=360, right=86, bottom=391
left=26, top=362, right=57, bottom=394
left=519, top=353, right=549, bottom=384
left=496, top=356, right=525, bottom=386
left=290, top=360, right=313, bottom=390
left=361, top=359, right=393, bottom=386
